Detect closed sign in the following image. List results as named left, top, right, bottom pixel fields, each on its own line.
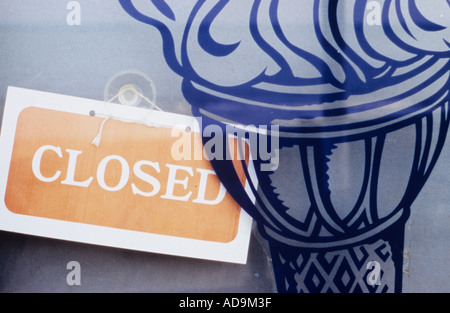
left=0, top=87, right=253, bottom=263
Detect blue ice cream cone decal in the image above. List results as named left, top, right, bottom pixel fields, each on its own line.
left=119, top=0, right=450, bottom=292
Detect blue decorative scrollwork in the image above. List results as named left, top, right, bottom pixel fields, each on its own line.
left=119, top=0, right=450, bottom=293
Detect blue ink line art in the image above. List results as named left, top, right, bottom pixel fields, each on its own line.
left=119, top=0, right=450, bottom=293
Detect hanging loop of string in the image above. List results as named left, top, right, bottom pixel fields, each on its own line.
left=91, top=83, right=162, bottom=147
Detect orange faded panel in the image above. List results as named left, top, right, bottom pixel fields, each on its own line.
left=5, top=107, right=246, bottom=243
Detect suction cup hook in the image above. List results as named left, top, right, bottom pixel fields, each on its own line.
left=104, top=70, right=157, bottom=109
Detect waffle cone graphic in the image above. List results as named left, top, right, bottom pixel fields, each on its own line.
left=120, top=0, right=450, bottom=292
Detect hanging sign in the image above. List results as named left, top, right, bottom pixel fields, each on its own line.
left=0, top=87, right=253, bottom=264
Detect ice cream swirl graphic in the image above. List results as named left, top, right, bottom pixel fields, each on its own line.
left=120, top=0, right=450, bottom=292
left=120, top=0, right=449, bottom=131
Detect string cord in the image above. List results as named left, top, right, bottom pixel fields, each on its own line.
left=91, top=86, right=162, bottom=147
